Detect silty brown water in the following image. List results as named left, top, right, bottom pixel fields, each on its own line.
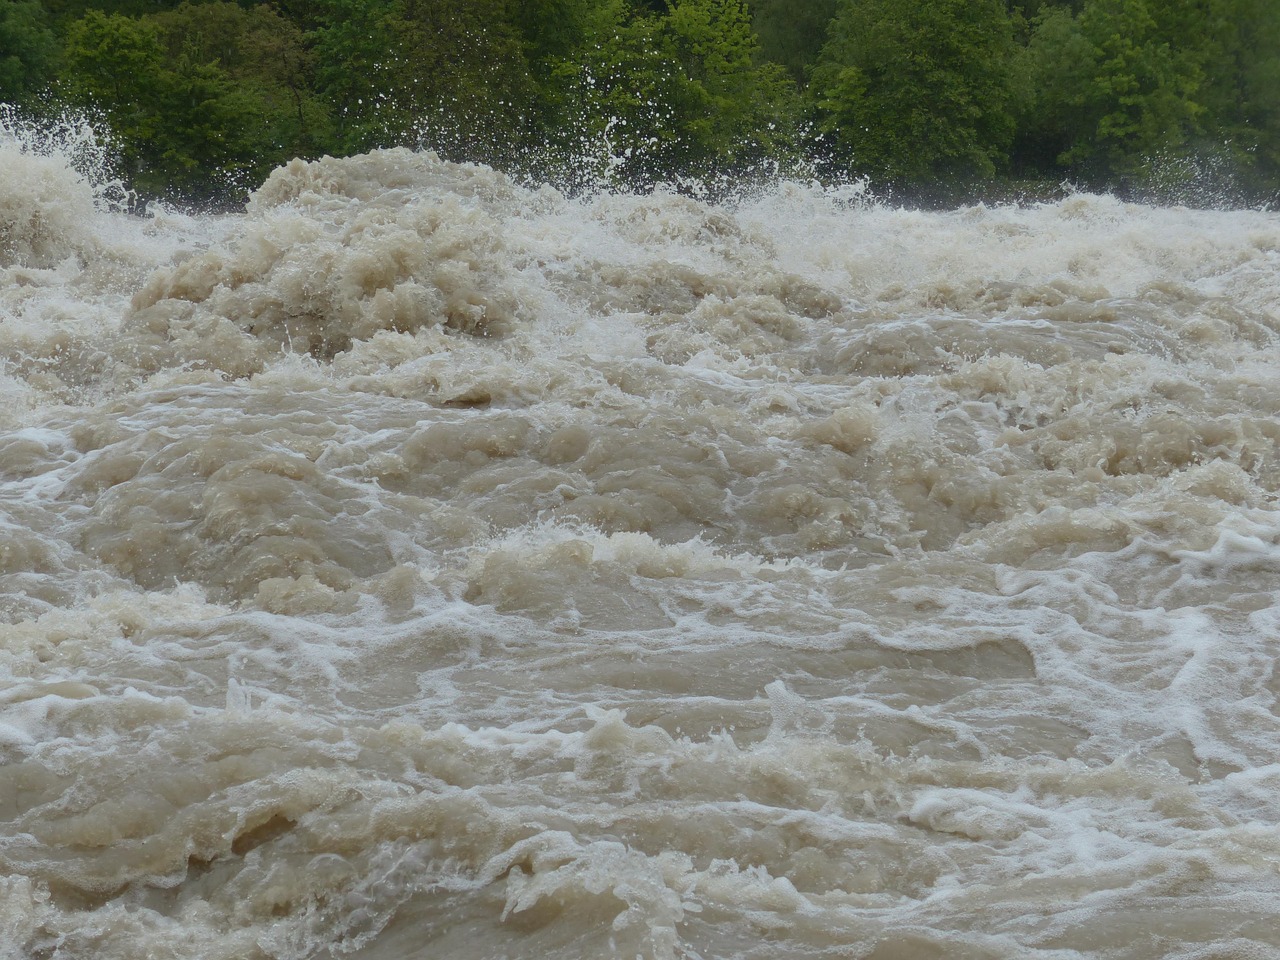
left=3, top=134, right=1280, bottom=959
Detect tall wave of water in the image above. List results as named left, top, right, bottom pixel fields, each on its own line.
left=3, top=122, right=1280, bottom=960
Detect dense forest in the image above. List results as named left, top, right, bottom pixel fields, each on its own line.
left=3, top=0, right=1279, bottom=205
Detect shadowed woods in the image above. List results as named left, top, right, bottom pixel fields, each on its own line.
left=3, top=0, right=1280, bottom=205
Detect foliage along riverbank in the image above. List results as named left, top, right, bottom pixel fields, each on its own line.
left=3, top=0, right=1279, bottom=207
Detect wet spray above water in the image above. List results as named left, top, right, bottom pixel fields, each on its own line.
left=3, top=119, right=1280, bottom=960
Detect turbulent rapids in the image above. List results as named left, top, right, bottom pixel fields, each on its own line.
left=3, top=132, right=1280, bottom=960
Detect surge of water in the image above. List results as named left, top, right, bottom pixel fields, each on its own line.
left=3, top=130, right=1280, bottom=960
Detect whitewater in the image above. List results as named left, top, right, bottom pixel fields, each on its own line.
left=3, top=125, right=1280, bottom=960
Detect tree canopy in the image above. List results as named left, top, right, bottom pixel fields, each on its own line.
left=0, top=0, right=58, bottom=105
left=811, top=0, right=1019, bottom=192
left=3, top=0, right=1277, bottom=205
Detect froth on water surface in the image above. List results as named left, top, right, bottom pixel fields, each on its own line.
left=3, top=138, right=1280, bottom=960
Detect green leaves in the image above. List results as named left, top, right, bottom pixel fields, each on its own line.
left=61, top=4, right=313, bottom=201
left=17, top=0, right=1280, bottom=203
left=0, top=0, right=58, bottom=105
left=307, top=0, right=533, bottom=161
left=751, top=0, right=837, bottom=83
left=1024, top=0, right=1203, bottom=174
left=548, top=0, right=801, bottom=187
left=306, top=0, right=411, bottom=153
left=1009, top=0, right=1280, bottom=199
left=810, top=0, right=1018, bottom=192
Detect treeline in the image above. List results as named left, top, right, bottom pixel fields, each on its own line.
left=3, top=0, right=1279, bottom=204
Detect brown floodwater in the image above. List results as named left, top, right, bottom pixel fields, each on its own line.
left=3, top=127, right=1280, bottom=960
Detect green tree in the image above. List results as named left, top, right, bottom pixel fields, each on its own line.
left=664, top=0, right=800, bottom=170
left=1016, top=0, right=1205, bottom=179
left=553, top=0, right=800, bottom=187
left=398, top=0, right=536, bottom=161
left=41, top=0, right=186, bottom=22
left=565, top=4, right=707, bottom=184
left=308, top=0, right=533, bottom=159
left=0, top=0, right=58, bottom=105
left=307, top=0, right=414, bottom=152
left=751, top=0, right=836, bottom=84
left=152, top=1, right=330, bottom=160
left=810, top=0, right=1019, bottom=191
left=1190, top=0, right=1280, bottom=192
left=61, top=9, right=265, bottom=199
left=515, top=0, right=598, bottom=64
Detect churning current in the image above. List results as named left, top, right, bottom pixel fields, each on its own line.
left=3, top=135, right=1280, bottom=960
